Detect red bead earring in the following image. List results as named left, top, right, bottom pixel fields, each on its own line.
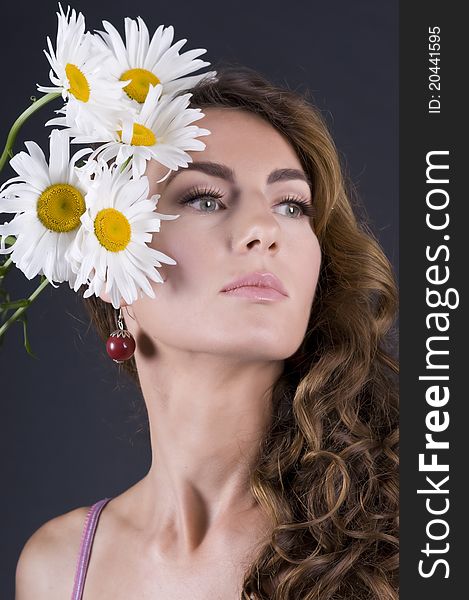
left=106, top=307, right=136, bottom=363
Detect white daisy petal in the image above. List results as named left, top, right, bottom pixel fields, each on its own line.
left=99, top=21, right=131, bottom=71
left=135, top=17, right=150, bottom=67
left=124, top=17, right=140, bottom=67
left=48, top=128, right=70, bottom=182
left=144, top=24, right=172, bottom=67
left=0, top=188, right=37, bottom=214
left=123, top=250, right=156, bottom=297
left=162, top=71, right=218, bottom=98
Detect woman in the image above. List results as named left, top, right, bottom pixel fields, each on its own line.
left=15, top=66, right=399, bottom=600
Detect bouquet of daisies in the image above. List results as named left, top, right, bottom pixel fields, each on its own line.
left=0, top=3, right=216, bottom=354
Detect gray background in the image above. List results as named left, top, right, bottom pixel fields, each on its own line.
left=0, top=0, right=398, bottom=596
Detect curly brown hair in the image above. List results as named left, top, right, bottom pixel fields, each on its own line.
left=81, top=64, right=399, bottom=600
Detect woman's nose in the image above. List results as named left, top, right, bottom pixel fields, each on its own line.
left=230, top=194, right=281, bottom=253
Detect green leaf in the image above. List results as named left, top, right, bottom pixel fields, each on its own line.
left=19, top=313, right=38, bottom=359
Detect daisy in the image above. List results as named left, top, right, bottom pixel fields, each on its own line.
left=95, top=16, right=217, bottom=105
left=37, top=3, right=128, bottom=137
left=0, top=129, right=92, bottom=287
left=66, top=159, right=179, bottom=310
left=71, top=82, right=211, bottom=179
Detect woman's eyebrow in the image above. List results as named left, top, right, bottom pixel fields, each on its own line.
left=163, top=161, right=311, bottom=188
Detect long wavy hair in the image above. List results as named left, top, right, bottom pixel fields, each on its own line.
left=81, top=65, right=399, bottom=600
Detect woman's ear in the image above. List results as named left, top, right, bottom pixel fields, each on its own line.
left=98, top=287, right=129, bottom=309
left=98, top=288, right=135, bottom=326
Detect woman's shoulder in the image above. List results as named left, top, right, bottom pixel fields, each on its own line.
left=15, top=504, right=91, bottom=600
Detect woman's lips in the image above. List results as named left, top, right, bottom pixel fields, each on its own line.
left=220, top=271, right=289, bottom=296
left=221, top=286, right=287, bottom=301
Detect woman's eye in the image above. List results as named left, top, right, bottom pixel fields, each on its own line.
left=275, top=201, right=304, bottom=218
left=275, top=199, right=315, bottom=219
left=182, top=195, right=223, bottom=212
left=181, top=192, right=222, bottom=213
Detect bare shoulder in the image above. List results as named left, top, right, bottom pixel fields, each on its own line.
left=15, top=505, right=90, bottom=600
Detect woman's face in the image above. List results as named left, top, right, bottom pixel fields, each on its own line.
left=116, top=107, right=321, bottom=362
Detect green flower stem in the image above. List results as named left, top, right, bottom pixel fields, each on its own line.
left=0, top=92, right=61, bottom=173
left=0, top=257, right=13, bottom=279
left=0, top=276, right=50, bottom=339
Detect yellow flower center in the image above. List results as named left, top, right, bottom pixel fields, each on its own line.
left=65, top=63, right=90, bottom=102
left=94, top=208, right=131, bottom=252
left=37, top=184, right=86, bottom=233
left=117, top=123, right=156, bottom=146
left=120, top=68, right=160, bottom=103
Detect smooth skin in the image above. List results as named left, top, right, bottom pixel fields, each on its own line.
left=16, top=107, right=322, bottom=599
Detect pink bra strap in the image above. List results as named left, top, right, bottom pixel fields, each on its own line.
left=70, top=497, right=112, bottom=600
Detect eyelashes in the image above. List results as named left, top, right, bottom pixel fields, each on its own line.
left=178, top=185, right=315, bottom=218
left=179, top=185, right=224, bottom=204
